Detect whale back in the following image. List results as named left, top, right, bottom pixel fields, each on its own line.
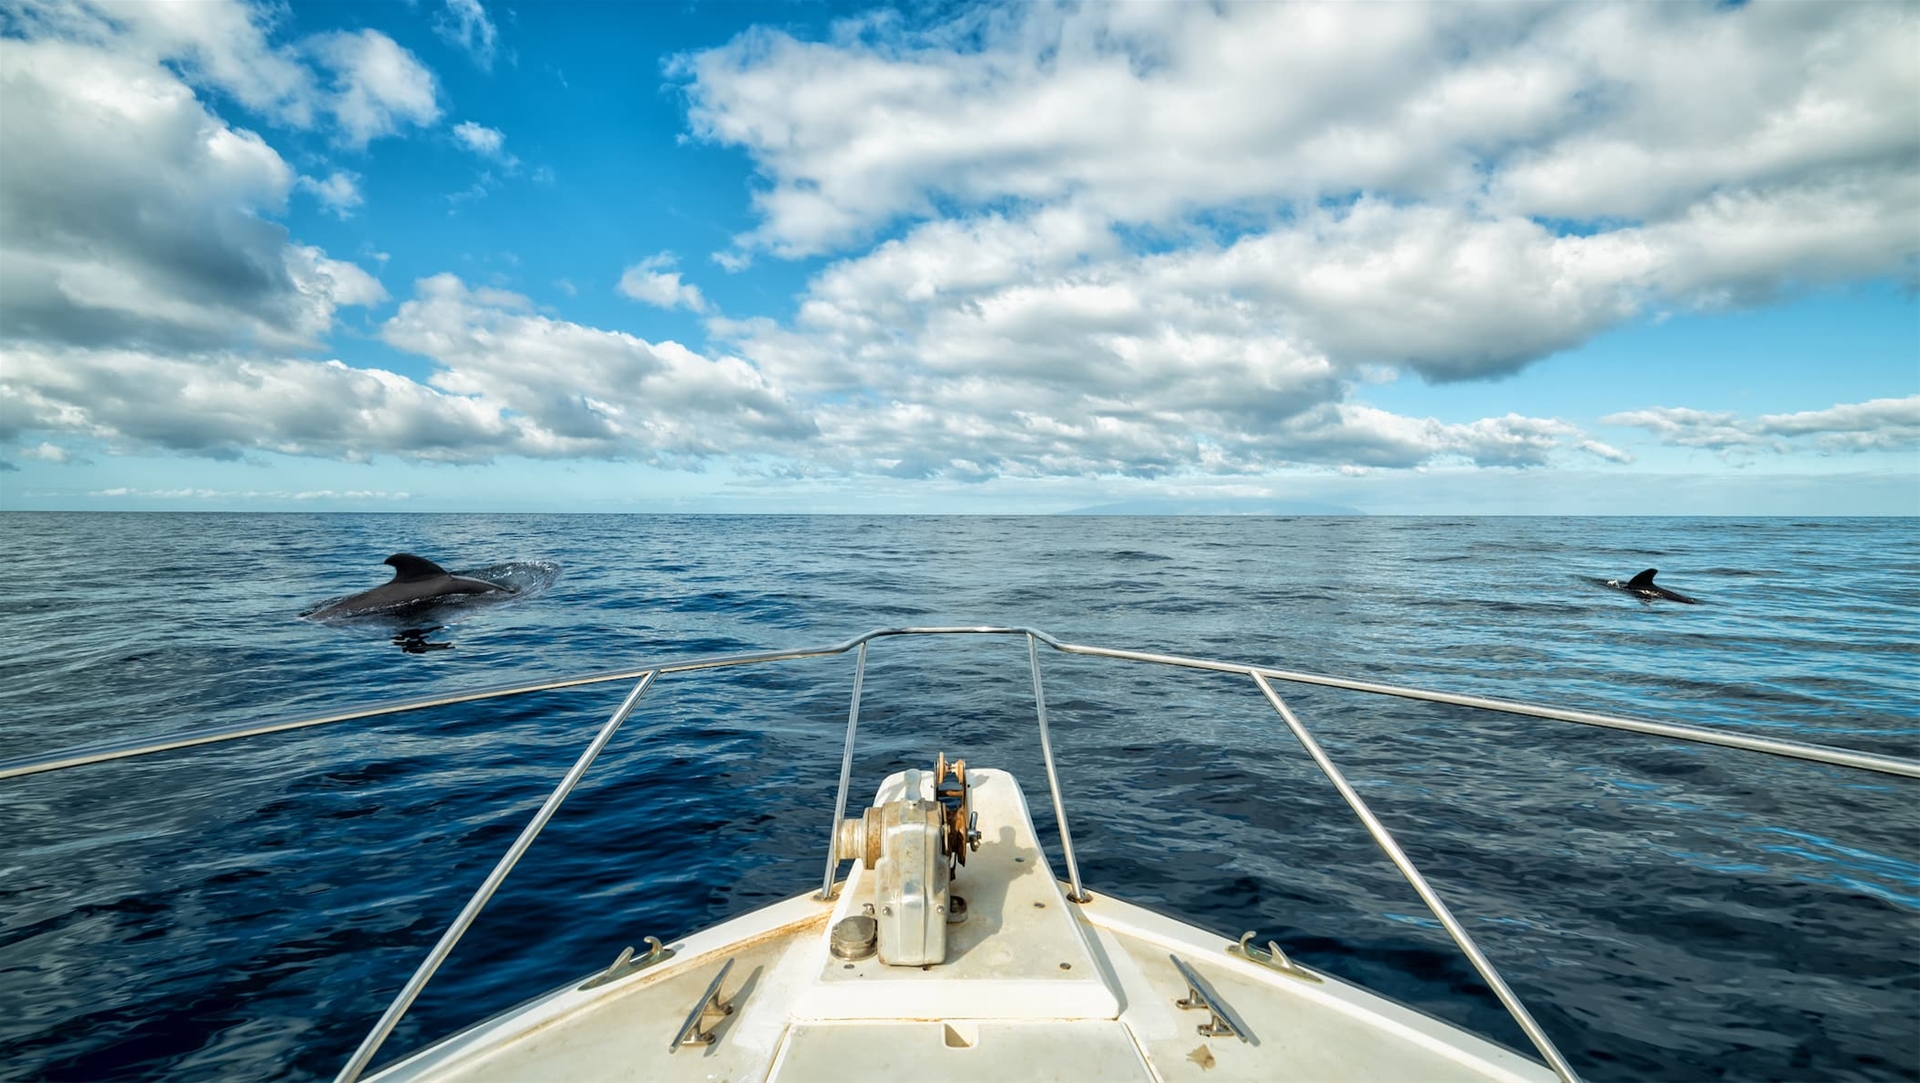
left=385, top=553, right=451, bottom=583
left=1626, top=568, right=1658, bottom=590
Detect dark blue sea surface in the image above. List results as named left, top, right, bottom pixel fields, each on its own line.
left=0, top=514, right=1915, bottom=1081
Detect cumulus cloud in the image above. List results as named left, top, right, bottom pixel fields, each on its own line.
left=0, top=36, right=386, bottom=351
left=680, top=3, right=1503, bottom=256
left=1604, top=406, right=1759, bottom=451
left=1605, top=396, right=1920, bottom=454
left=436, top=0, right=498, bottom=71
left=383, top=275, right=810, bottom=457
left=1, top=276, right=818, bottom=463
left=1489, top=4, right=1920, bottom=222
left=2, top=0, right=442, bottom=149
left=0, top=264, right=1610, bottom=479
left=0, top=0, right=319, bottom=125
left=697, top=206, right=1624, bottom=479
left=312, top=29, right=441, bottom=148
left=1, top=344, right=512, bottom=460
left=18, top=441, right=74, bottom=463
left=297, top=170, right=364, bottom=218
left=1759, top=398, right=1920, bottom=448
left=682, top=4, right=1916, bottom=257
left=680, top=0, right=1918, bottom=392
left=617, top=254, right=708, bottom=312
left=445, top=123, right=518, bottom=207
left=452, top=120, right=507, bottom=159
left=776, top=397, right=1603, bottom=483
left=1578, top=439, right=1634, bottom=464
left=1, top=0, right=1906, bottom=490
left=653, top=0, right=1916, bottom=483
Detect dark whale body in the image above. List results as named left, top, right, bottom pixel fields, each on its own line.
left=308, top=554, right=512, bottom=619
left=1608, top=568, right=1698, bottom=604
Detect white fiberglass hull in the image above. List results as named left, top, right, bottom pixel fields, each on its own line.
left=367, top=770, right=1552, bottom=1083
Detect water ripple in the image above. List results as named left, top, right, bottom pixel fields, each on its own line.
left=0, top=513, right=1914, bottom=1081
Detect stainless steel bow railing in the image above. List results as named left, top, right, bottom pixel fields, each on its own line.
left=4, top=626, right=1915, bottom=1083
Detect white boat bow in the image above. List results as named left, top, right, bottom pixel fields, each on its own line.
left=5, top=625, right=1912, bottom=1083
left=366, top=765, right=1552, bottom=1083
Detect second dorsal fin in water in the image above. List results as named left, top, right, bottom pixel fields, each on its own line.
left=1626, top=568, right=1658, bottom=590
left=385, top=553, right=451, bottom=583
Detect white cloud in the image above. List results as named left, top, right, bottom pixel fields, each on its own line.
left=1578, top=439, right=1633, bottom=464
left=0, top=36, right=386, bottom=351
left=1152, top=201, right=1650, bottom=382
left=16, top=275, right=797, bottom=463
left=1, top=0, right=320, bottom=126
left=617, top=254, right=709, bottom=313
left=10, top=274, right=804, bottom=465
left=452, top=120, right=509, bottom=159
left=661, top=0, right=1917, bottom=485
left=1, top=0, right=1908, bottom=493
left=720, top=287, right=1611, bottom=480
left=1489, top=4, right=1920, bottom=222
left=3, top=276, right=803, bottom=467
left=448, top=122, right=517, bottom=207
left=0, top=263, right=1608, bottom=479
left=18, top=441, right=72, bottom=463
left=702, top=206, right=1626, bottom=480
left=4, top=1, right=444, bottom=149
left=1759, top=398, right=1920, bottom=447
left=1604, top=396, right=1920, bottom=454
left=382, top=275, right=808, bottom=459
left=0, top=344, right=510, bottom=460
left=0, top=3, right=822, bottom=473
left=681, top=4, right=1916, bottom=261
left=435, top=0, right=498, bottom=71
left=88, top=487, right=413, bottom=501
left=297, top=170, right=364, bottom=218
left=312, top=29, right=441, bottom=148
left=1602, top=407, right=1761, bottom=451
left=677, top=0, right=1918, bottom=415
left=788, top=396, right=1596, bottom=482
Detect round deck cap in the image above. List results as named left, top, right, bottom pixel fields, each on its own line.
left=830, top=915, right=878, bottom=960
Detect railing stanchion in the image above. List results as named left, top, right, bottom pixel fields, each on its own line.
left=334, top=670, right=659, bottom=1083
left=1250, top=671, right=1581, bottom=1083
left=1030, top=633, right=1088, bottom=903
left=820, top=642, right=868, bottom=900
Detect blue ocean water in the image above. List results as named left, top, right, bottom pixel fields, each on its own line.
left=0, top=513, right=1915, bottom=1081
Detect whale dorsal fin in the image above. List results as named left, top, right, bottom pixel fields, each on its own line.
left=1627, top=568, right=1658, bottom=589
left=385, top=553, right=450, bottom=583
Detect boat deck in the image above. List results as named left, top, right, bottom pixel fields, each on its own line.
left=369, top=771, right=1552, bottom=1083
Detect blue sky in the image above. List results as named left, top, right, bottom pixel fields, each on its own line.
left=1, top=0, right=1915, bottom=514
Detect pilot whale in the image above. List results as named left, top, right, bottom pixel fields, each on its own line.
left=1606, top=568, right=1699, bottom=604
left=308, top=553, right=513, bottom=619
